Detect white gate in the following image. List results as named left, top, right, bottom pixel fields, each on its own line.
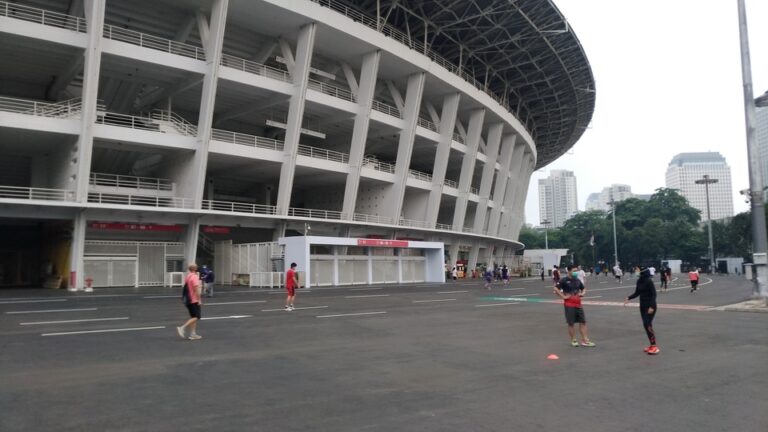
left=83, top=257, right=138, bottom=288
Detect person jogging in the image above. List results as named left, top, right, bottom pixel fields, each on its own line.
left=552, top=265, right=561, bottom=285
left=483, top=267, right=493, bottom=290
left=177, top=263, right=203, bottom=340
left=553, top=264, right=596, bottom=347
left=285, top=262, right=299, bottom=311
left=624, top=266, right=659, bottom=355
left=689, top=268, right=700, bottom=293
left=659, top=266, right=668, bottom=293
left=501, top=265, right=509, bottom=285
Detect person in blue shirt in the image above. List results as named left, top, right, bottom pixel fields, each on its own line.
left=200, top=265, right=215, bottom=297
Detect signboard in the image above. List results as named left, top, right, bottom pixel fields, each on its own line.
left=357, top=239, right=409, bottom=248
left=202, top=226, right=231, bottom=234
left=89, top=222, right=183, bottom=232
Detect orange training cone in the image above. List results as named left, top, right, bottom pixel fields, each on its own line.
left=547, top=354, right=559, bottom=360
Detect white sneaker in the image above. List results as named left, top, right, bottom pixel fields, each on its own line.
left=188, top=334, right=202, bottom=340
left=176, top=326, right=186, bottom=339
left=285, top=306, right=292, bottom=311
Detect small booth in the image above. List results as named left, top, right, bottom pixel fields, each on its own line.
left=279, top=236, right=445, bottom=287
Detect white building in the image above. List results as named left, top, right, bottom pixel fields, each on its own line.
left=585, top=184, right=635, bottom=212
left=539, top=170, right=578, bottom=228
left=0, top=0, right=594, bottom=289
left=665, top=152, right=734, bottom=220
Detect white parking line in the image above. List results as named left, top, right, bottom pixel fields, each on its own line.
left=0, top=299, right=67, bottom=305
left=204, top=300, right=267, bottom=306
left=413, top=299, right=457, bottom=303
left=475, top=302, right=520, bottom=307
left=21, top=317, right=129, bottom=326
left=201, top=315, right=252, bottom=320
left=497, top=293, right=538, bottom=296
left=144, top=295, right=179, bottom=299
left=316, top=311, right=387, bottom=318
left=436, top=290, right=468, bottom=294
left=6, top=308, right=98, bottom=315
left=349, top=287, right=384, bottom=291
left=582, top=295, right=603, bottom=299
left=262, top=305, right=329, bottom=312
left=503, top=287, right=526, bottom=291
left=42, top=326, right=165, bottom=337
left=344, top=294, right=390, bottom=298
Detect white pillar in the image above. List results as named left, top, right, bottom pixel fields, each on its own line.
left=185, top=217, right=201, bottom=266
left=492, top=145, right=526, bottom=237
left=452, top=109, right=485, bottom=232
left=73, top=0, right=105, bottom=202
left=468, top=242, right=480, bottom=270
left=342, top=50, right=381, bottom=218
left=472, top=123, right=503, bottom=233
left=189, top=0, right=229, bottom=207
left=68, top=212, right=87, bottom=291
left=276, top=23, right=317, bottom=215
left=383, top=72, right=426, bottom=222
left=426, top=92, right=461, bottom=225
left=487, top=138, right=520, bottom=236
left=500, top=154, right=533, bottom=238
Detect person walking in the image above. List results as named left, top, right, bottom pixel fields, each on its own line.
left=285, top=262, right=298, bottom=311
left=624, top=266, right=659, bottom=355
left=689, top=267, right=700, bottom=293
left=576, top=265, right=587, bottom=289
left=501, top=265, right=509, bottom=285
left=613, top=264, right=623, bottom=282
left=659, top=266, right=668, bottom=293
left=483, top=267, right=493, bottom=290
left=552, top=265, right=561, bottom=285
left=201, top=265, right=215, bottom=297
left=540, top=267, right=545, bottom=281
left=553, top=264, right=596, bottom=347
left=177, top=263, right=203, bottom=340
left=451, top=267, right=458, bottom=281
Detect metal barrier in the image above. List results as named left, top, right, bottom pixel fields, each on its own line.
left=211, top=129, right=284, bottom=151
left=90, top=172, right=174, bottom=192
left=88, top=192, right=195, bottom=208
left=0, top=1, right=86, bottom=32
left=249, top=272, right=284, bottom=289
left=220, top=54, right=291, bottom=82
left=0, top=185, right=74, bottom=201
left=103, top=24, right=206, bottom=60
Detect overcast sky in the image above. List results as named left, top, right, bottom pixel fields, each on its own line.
left=524, top=0, right=768, bottom=225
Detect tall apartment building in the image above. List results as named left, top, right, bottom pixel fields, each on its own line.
left=584, top=184, right=634, bottom=212
left=665, top=152, right=734, bottom=220
left=757, top=106, right=768, bottom=199
left=538, top=170, right=578, bottom=228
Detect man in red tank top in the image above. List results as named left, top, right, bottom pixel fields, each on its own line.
left=285, top=262, right=298, bottom=311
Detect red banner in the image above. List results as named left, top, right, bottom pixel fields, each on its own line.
left=202, top=226, right=231, bottom=234
left=89, top=222, right=183, bottom=232
left=357, top=239, right=409, bottom=248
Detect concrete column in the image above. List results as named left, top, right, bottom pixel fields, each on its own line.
left=342, top=50, right=381, bottom=218
left=487, top=137, right=519, bottom=236
left=383, top=72, right=426, bottom=222
left=448, top=242, right=460, bottom=271
left=189, top=0, right=229, bottom=207
left=332, top=247, right=340, bottom=286
left=509, top=161, right=535, bottom=239
left=452, top=109, right=485, bottom=232
left=68, top=212, right=87, bottom=291
left=491, top=144, right=526, bottom=237
left=472, top=123, right=503, bottom=234
left=500, top=154, right=533, bottom=238
left=73, top=0, right=105, bottom=202
left=185, top=216, right=201, bottom=266
left=276, top=23, right=317, bottom=215
left=468, top=242, right=480, bottom=270
left=425, top=93, right=461, bottom=225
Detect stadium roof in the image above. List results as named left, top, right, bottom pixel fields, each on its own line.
left=350, top=0, right=596, bottom=168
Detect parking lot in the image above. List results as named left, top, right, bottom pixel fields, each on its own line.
left=1, top=274, right=766, bottom=431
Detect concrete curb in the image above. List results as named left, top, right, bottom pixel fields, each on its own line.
left=713, top=299, right=768, bottom=313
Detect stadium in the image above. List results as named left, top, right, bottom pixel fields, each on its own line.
left=0, top=0, right=594, bottom=289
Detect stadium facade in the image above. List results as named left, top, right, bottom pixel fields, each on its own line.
left=0, top=0, right=594, bottom=289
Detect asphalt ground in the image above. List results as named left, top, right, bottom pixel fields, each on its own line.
left=1, top=275, right=766, bottom=431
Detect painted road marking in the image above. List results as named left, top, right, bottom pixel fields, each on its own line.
left=316, top=311, right=387, bottom=318
left=475, top=302, right=520, bottom=307
left=582, top=296, right=603, bottom=299
left=503, top=287, right=526, bottom=291
left=42, top=326, right=165, bottom=337
left=6, top=308, right=98, bottom=315
left=262, top=306, right=329, bottom=312
left=497, top=293, right=538, bottom=296
left=0, top=299, right=67, bottom=305
left=344, top=294, right=390, bottom=298
left=413, top=299, right=457, bottom=303
left=201, top=315, right=253, bottom=320
left=204, top=300, right=267, bottom=306
left=144, top=295, right=179, bottom=299
left=350, top=287, right=384, bottom=291
left=436, top=290, right=469, bottom=294
left=21, top=317, right=129, bottom=326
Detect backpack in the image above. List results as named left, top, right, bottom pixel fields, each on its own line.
left=181, top=282, right=190, bottom=304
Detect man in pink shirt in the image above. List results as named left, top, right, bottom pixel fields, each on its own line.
left=177, top=263, right=203, bottom=340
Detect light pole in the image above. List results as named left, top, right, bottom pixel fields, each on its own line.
left=541, top=219, right=550, bottom=250
left=609, top=199, right=618, bottom=268
left=695, top=175, right=718, bottom=273
left=737, top=0, right=768, bottom=299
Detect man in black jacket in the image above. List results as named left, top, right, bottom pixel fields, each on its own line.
left=624, top=266, right=659, bottom=355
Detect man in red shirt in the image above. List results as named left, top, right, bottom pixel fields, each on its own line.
left=285, top=262, right=298, bottom=311
left=553, top=264, right=596, bottom=347
left=177, top=263, right=203, bottom=340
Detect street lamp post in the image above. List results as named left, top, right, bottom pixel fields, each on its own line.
left=737, top=0, right=768, bottom=299
left=695, top=175, right=718, bottom=273
left=541, top=219, right=550, bottom=250
left=609, top=199, right=618, bottom=268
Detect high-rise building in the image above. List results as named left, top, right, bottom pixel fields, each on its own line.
left=539, top=170, right=578, bottom=228
left=665, top=152, right=734, bottom=220
left=585, top=184, right=634, bottom=212
left=757, top=106, right=768, bottom=199
left=0, top=0, right=595, bottom=289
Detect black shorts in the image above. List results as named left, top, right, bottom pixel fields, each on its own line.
left=564, top=306, right=586, bottom=325
left=185, top=302, right=201, bottom=319
left=691, top=280, right=699, bottom=287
